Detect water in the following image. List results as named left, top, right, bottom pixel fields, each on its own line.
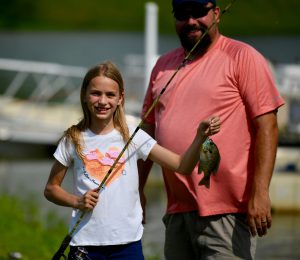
left=1, top=159, right=300, bottom=259
left=1, top=32, right=300, bottom=66
left=0, top=32, right=179, bottom=70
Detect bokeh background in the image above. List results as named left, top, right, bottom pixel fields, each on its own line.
left=1, top=0, right=300, bottom=259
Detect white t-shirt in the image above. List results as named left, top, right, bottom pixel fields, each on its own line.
left=54, top=125, right=156, bottom=246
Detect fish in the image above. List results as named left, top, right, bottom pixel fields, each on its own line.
left=198, top=138, right=221, bottom=188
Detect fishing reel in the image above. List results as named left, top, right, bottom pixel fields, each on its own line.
left=68, top=247, right=91, bottom=260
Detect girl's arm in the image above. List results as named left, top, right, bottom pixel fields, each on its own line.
left=44, top=160, right=99, bottom=212
left=148, top=116, right=220, bottom=175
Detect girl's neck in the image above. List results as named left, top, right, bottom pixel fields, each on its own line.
left=89, top=119, right=115, bottom=135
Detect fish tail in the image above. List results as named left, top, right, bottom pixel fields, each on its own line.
left=198, top=175, right=210, bottom=188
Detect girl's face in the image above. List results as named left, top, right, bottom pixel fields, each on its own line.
left=85, top=76, right=123, bottom=126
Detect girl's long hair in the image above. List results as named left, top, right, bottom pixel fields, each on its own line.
left=63, top=61, right=129, bottom=160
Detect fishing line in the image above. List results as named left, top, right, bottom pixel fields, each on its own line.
left=52, top=0, right=236, bottom=259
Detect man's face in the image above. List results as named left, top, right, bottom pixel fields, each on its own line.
left=174, top=2, right=220, bottom=52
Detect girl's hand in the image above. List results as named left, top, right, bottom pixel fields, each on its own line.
left=198, top=115, right=221, bottom=137
left=76, top=189, right=99, bottom=212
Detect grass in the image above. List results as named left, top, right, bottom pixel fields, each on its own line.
left=0, top=0, right=300, bottom=36
left=0, top=194, right=68, bottom=260
left=0, top=191, right=163, bottom=259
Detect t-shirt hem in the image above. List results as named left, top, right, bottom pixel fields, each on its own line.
left=198, top=208, right=247, bottom=217
left=252, top=101, right=285, bottom=119
left=70, top=237, right=143, bottom=247
left=166, top=207, right=247, bottom=217
left=166, top=207, right=198, bottom=215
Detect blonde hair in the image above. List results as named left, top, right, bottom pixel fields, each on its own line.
left=63, top=61, right=129, bottom=160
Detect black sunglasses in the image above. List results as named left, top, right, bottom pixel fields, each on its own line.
left=173, top=6, right=215, bottom=21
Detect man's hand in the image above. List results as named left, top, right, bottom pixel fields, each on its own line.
left=246, top=188, right=272, bottom=237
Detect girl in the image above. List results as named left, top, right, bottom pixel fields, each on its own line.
left=44, top=61, right=220, bottom=260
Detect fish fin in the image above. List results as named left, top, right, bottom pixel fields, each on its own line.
left=212, top=156, right=221, bottom=176
left=198, top=175, right=210, bottom=188
left=211, top=164, right=219, bottom=176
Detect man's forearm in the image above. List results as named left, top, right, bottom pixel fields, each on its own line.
left=252, top=111, right=279, bottom=191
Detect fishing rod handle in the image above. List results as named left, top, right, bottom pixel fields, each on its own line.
left=52, top=234, right=72, bottom=260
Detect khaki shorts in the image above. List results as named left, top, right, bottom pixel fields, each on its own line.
left=163, top=212, right=257, bottom=260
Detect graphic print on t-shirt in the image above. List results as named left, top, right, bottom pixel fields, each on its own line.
left=83, top=147, right=125, bottom=187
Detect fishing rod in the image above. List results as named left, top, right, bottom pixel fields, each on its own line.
left=52, top=1, right=236, bottom=259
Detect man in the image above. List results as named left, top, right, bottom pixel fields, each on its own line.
left=139, top=0, right=285, bottom=259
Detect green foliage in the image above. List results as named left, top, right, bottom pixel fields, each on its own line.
left=0, top=0, right=300, bottom=35
left=218, top=0, right=300, bottom=35
left=0, top=194, right=68, bottom=260
left=0, top=0, right=37, bottom=28
left=0, top=194, right=160, bottom=259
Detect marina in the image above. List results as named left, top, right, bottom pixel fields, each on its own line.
left=0, top=30, right=300, bottom=259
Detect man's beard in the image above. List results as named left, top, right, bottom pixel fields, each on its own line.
left=178, top=24, right=212, bottom=54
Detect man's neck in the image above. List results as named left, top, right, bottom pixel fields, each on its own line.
left=184, top=32, right=221, bottom=59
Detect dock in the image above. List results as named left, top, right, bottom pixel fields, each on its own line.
left=0, top=57, right=300, bottom=212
